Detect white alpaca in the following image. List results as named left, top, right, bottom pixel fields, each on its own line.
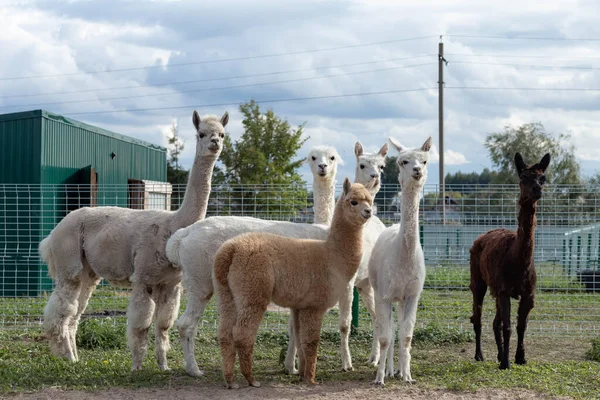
left=39, top=110, right=229, bottom=371
left=167, top=145, right=343, bottom=377
left=336, top=142, right=388, bottom=372
left=369, top=136, right=432, bottom=385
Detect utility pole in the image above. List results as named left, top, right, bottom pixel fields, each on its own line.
left=438, top=40, right=447, bottom=225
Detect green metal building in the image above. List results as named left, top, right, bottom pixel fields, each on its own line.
left=0, top=110, right=168, bottom=296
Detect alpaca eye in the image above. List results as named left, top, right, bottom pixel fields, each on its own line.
left=199, top=133, right=205, bottom=138
left=539, top=176, right=546, bottom=184
left=351, top=200, right=358, bottom=206
left=312, top=156, right=316, bottom=161
left=220, top=133, right=225, bottom=138
left=330, top=156, right=335, bottom=161
left=423, top=161, right=427, bottom=165
left=360, top=164, right=365, bottom=169
left=379, top=165, right=384, bottom=169
left=402, top=160, right=409, bottom=165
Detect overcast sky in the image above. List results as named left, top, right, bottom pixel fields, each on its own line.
left=2, top=0, right=600, bottom=185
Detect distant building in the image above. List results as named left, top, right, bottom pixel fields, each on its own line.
left=0, top=110, right=169, bottom=295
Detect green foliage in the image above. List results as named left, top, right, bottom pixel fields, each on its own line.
left=76, top=318, right=126, bottom=350
left=484, top=123, right=581, bottom=185
left=220, top=100, right=308, bottom=185
left=445, top=168, right=500, bottom=188
left=413, top=322, right=473, bottom=346
left=218, top=100, right=310, bottom=217
left=376, top=156, right=401, bottom=208
left=586, top=338, right=600, bottom=362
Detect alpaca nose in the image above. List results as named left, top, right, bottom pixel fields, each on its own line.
left=211, top=138, right=219, bottom=145
left=413, top=166, right=421, bottom=172
left=318, top=164, right=327, bottom=169
left=370, top=173, right=379, bottom=178
left=362, top=208, right=372, bottom=219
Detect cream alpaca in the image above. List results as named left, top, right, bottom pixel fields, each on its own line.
left=214, top=178, right=375, bottom=388
left=167, top=146, right=343, bottom=377
left=39, top=110, right=228, bottom=371
left=369, top=136, right=432, bottom=385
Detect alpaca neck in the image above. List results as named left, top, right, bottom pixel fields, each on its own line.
left=516, top=195, right=537, bottom=262
left=172, top=152, right=217, bottom=229
left=397, top=184, right=422, bottom=253
left=312, top=177, right=336, bottom=225
left=326, top=200, right=365, bottom=279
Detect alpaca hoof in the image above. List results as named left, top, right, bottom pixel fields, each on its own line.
left=226, top=382, right=239, bottom=389
left=515, top=358, right=527, bottom=365
left=187, top=367, right=205, bottom=377
left=341, top=366, right=354, bottom=372
left=284, top=366, right=299, bottom=375
left=131, top=365, right=143, bottom=372
left=367, top=355, right=379, bottom=366
left=475, top=352, right=484, bottom=362
left=371, top=380, right=385, bottom=387
left=159, top=365, right=171, bottom=372
left=404, top=377, right=416, bottom=384
left=499, top=361, right=510, bottom=370
left=394, top=369, right=402, bottom=378
left=249, top=380, right=261, bottom=388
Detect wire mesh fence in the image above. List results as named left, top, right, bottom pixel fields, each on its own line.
left=1, top=183, right=599, bottom=335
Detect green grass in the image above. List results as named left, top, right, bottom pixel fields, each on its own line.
left=0, top=325, right=599, bottom=398
left=586, top=338, right=600, bottom=362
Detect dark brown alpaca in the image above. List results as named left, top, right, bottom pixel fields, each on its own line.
left=470, top=152, right=550, bottom=370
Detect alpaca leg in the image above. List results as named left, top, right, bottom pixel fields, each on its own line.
left=373, top=299, right=393, bottom=386
left=284, top=310, right=299, bottom=375
left=128, top=285, right=156, bottom=371
left=338, top=283, right=354, bottom=372
left=469, top=278, right=487, bottom=362
left=493, top=301, right=503, bottom=362
left=44, top=279, right=81, bottom=362
left=217, top=285, right=239, bottom=389
left=395, top=299, right=406, bottom=378
left=498, top=295, right=511, bottom=370
left=234, top=304, right=267, bottom=388
left=154, top=283, right=181, bottom=371
left=176, top=288, right=212, bottom=377
left=358, top=284, right=380, bottom=366
left=398, top=296, right=418, bottom=384
left=292, top=309, right=305, bottom=379
left=69, top=267, right=100, bottom=362
left=297, top=308, right=326, bottom=385
left=515, top=295, right=534, bottom=365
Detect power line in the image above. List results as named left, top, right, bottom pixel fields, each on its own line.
left=1, top=63, right=435, bottom=110
left=448, top=34, right=600, bottom=42
left=0, top=35, right=438, bottom=81
left=64, top=87, right=435, bottom=116
left=447, top=53, right=600, bottom=61
left=447, top=86, right=600, bottom=91
left=451, top=61, right=600, bottom=70
left=0, top=54, right=435, bottom=100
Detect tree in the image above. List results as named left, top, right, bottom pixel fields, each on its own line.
left=219, top=100, right=310, bottom=217
left=484, top=123, right=581, bottom=185
left=376, top=156, right=400, bottom=208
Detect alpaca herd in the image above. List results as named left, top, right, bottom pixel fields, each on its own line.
left=39, top=109, right=552, bottom=388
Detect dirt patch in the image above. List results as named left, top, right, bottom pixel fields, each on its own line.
left=8, top=382, right=570, bottom=400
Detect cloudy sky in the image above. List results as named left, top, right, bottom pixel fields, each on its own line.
left=2, top=0, right=600, bottom=185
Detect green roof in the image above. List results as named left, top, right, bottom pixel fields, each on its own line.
left=0, top=109, right=166, bottom=152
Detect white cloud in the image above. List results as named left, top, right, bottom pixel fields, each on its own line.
left=429, top=145, right=470, bottom=165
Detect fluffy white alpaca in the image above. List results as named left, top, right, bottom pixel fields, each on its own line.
left=336, top=142, right=388, bottom=372
left=167, top=146, right=343, bottom=377
left=39, top=110, right=228, bottom=371
left=369, top=136, right=432, bottom=385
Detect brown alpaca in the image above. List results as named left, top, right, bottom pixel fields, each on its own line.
left=470, top=152, right=550, bottom=370
left=213, top=178, right=375, bottom=388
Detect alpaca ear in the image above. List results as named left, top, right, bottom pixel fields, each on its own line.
left=514, top=152, right=527, bottom=175
left=354, top=142, right=364, bottom=157
left=421, top=137, right=433, bottom=152
left=379, top=143, right=389, bottom=157
left=336, top=153, right=344, bottom=166
left=343, top=177, right=352, bottom=196
left=192, top=110, right=201, bottom=131
left=538, top=153, right=551, bottom=172
left=220, top=111, right=229, bottom=127
left=388, top=137, right=406, bottom=153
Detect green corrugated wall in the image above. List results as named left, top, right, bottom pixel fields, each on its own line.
left=0, top=110, right=167, bottom=296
